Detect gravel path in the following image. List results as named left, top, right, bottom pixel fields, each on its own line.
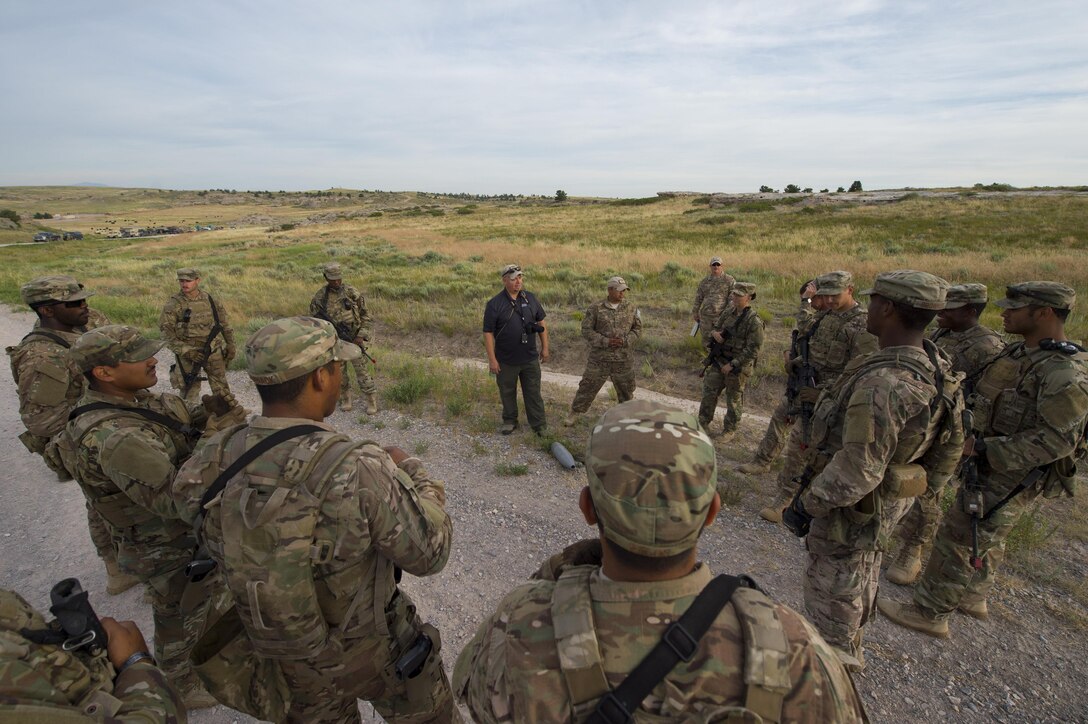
left=2, top=304, right=1085, bottom=723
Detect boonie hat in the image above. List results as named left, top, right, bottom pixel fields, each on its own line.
left=501, top=264, right=523, bottom=278
left=709, top=257, right=723, bottom=266
left=815, top=270, right=853, bottom=295
left=942, top=283, right=988, bottom=309
left=176, top=268, right=200, bottom=281
left=994, top=281, right=1076, bottom=311
left=731, top=281, right=756, bottom=296
left=322, top=263, right=343, bottom=280
left=860, top=270, right=949, bottom=310
left=586, top=400, right=718, bottom=558
left=607, top=276, right=629, bottom=291
left=21, top=275, right=94, bottom=306
left=246, top=316, right=361, bottom=384
left=70, top=325, right=165, bottom=372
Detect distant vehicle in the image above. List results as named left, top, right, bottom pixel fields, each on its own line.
left=33, top=232, right=61, bottom=242
left=62, top=231, right=83, bottom=240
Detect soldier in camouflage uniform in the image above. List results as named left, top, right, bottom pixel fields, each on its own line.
left=698, top=282, right=765, bottom=438
left=0, top=586, right=183, bottom=722
left=739, top=279, right=823, bottom=474
left=759, top=270, right=879, bottom=522
left=171, top=316, right=457, bottom=723
left=310, top=262, right=378, bottom=414
left=562, top=276, right=642, bottom=426
left=691, top=256, right=735, bottom=345
left=158, top=268, right=237, bottom=406
left=886, top=283, right=1006, bottom=585
left=781, top=271, right=964, bottom=670
left=54, top=325, right=241, bottom=709
left=5, top=276, right=139, bottom=596
left=880, top=281, right=1088, bottom=637
left=454, top=400, right=867, bottom=723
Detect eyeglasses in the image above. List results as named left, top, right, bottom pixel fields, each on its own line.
left=57, top=300, right=87, bottom=308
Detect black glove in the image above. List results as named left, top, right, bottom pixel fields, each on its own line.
left=782, top=496, right=813, bottom=538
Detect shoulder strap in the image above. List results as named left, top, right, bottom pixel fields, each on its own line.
left=68, top=402, right=199, bottom=440
left=730, top=587, right=792, bottom=723
left=552, top=568, right=610, bottom=712
left=22, top=329, right=72, bottom=348
left=588, top=574, right=754, bottom=724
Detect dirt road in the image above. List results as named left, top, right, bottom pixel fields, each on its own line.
left=2, top=304, right=1084, bottom=722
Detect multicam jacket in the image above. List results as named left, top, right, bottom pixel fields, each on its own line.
left=691, top=273, right=735, bottom=324
left=159, top=290, right=234, bottom=360
left=710, top=305, right=765, bottom=374
left=801, top=344, right=964, bottom=552
left=7, top=327, right=84, bottom=455
left=581, top=299, right=641, bottom=363
left=801, top=304, right=878, bottom=389
left=454, top=560, right=867, bottom=723
left=928, top=324, right=1005, bottom=393
left=0, top=589, right=182, bottom=722
left=309, top=284, right=372, bottom=342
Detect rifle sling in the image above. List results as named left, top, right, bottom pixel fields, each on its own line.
left=587, top=574, right=753, bottom=724
left=23, top=329, right=72, bottom=348
left=68, top=402, right=199, bottom=439
left=982, top=466, right=1047, bottom=521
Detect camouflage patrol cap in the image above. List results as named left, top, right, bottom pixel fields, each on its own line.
left=731, top=281, right=756, bottom=296
left=586, top=400, right=718, bottom=558
left=942, top=283, right=989, bottom=309
left=501, top=263, right=523, bottom=278
left=176, top=268, right=200, bottom=281
left=246, top=316, right=361, bottom=384
left=20, top=275, right=94, bottom=306
left=322, top=262, right=343, bottom=280
left=815, top=270, right=853, bottom=295
left=860, top=270, right=949, bottom=310
left=607, top=276, right=629, bottom=291
left=70, top=325, right=165, bottom=372
left=994, top=281, right=1076, bottom=311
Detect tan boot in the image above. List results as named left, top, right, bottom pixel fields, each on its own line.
left=758, top=498, right=790, bottom=523
left=957, top=597, right=989, bottom=620
left=340, top=390, right=354, bottom=412
left=738, top=460, right=771, bottom=475
left=562, top=412, right=579, bottom=427
left=877, top=597, right=949, bottom=638
left=886, top=545, right=923, bottom=586
left=365, top=392, right=378, bottom=415
left=181, top=685, right=219, bottom=710
left=104, top=557, right=140, bottom=596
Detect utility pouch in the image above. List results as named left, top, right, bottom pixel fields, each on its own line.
left=883, top=463, right=927, bottom=499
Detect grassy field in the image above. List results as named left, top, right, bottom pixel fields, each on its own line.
left=2, top=185, right=1087, bottom=620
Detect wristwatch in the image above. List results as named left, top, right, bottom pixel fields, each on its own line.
left=118, top=651, right=156, bottom=674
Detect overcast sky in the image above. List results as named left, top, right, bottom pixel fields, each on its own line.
left=2, top=1, right=1085, bottom=196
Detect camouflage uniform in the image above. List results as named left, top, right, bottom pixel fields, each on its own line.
left=309, top=263, right=376, bottom=407
left=158, top=268, right=236, bottom=405
left=771, top=271, right=878, bottom=505
left=905, top=282, right=1088, bottom=622
left=455, top=400, right=867, bottom=723
left=172, top=317, right=456, bottom=724
left=794, top=271, right=963, bottom=664
left=0, top=588, right=183, bottom=722
left=54, top=325, right=231, bottom=701
left=698, top=283, right=764, bottom=436
left=5, top=277, right=123, bottom=590
left=889, top=283, right=1005, bottom=577
left=691, top=258, right=735, bottom=345
left=568, top=277, right=642, bottom=414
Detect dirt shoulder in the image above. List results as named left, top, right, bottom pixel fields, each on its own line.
left=1, top=304, right=1084, bottom=723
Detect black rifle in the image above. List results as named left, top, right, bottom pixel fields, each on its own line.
left=782, top=465, right=816, bottom=537
left=315, top=294, right=376, bottom=366
left=21, top=578, right=107, bottom=654
left=699, top=337, right=733, bottom=378
left=180, top=299, right=224, bottom=396
left=959, top=411, right=985, bottom=570
left=795, top=332, right=818, bottom=448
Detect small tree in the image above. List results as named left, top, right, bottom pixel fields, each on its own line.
left=803, top=187, right=813, bottom=193
left=759, top=185, right=774, bottom=193
left=784, top=184, right=801, bottom=194
left=848, top=180, right=863, bottom=192
left=836, top=186, right=845, bottom=193
left=33, top=212, right=53, bottom=219
left=820, top=188, right=829, bottom=193
left=555, top=189, right=568, bottom=202
left=0, top=209, right=20, bottom=225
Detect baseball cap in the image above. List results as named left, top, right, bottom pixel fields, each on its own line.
left=322, top=263, right=343, bottom=280
left=20, top=275, right=94, bottom=306
left=176, top=268, right=200, bottom=281
left=994, top=281, right=1076, bottom=311
left=70, top=325, right=165, bottom=372
left=709, top=257, right=723, bottom=266
left=814, top=270, right=853, bottom=295
left=731, top=281, right=756, bottom=296
left=607, top=276, right=629, bottom=291
left=942, top=283, right=988, bottom=309
left=586, top=400, right=718, bottom=557
left=246, top=316, right=362, bottom=384
left=501, top=264, right=523, bottom=278
left=860, top=270, right=949, bottom=310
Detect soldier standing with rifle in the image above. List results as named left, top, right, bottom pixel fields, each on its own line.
left=159, top=268, right=238, bottom=407
left=310, top=262, right=378, bottom=414
left=697, top=282, right=764, bottom=439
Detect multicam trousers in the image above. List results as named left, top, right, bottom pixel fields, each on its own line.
left=569, top=356, right=635, bottom=414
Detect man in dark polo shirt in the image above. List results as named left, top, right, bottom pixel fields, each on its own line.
left=483, top=264, right=550, bottom=434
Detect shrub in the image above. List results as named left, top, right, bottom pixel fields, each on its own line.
left=784, top=184, right=801, bottom=194
left=697, top=215, right=735, bottom=225
left=0, top=209, right=20, bottom=225
left=759, top=185, right=774, bottom=193
left=848, top=180, right=863, bottom=192
left=555, top=190, right=568, bottom=202
left=609, top=197, right=662, bottom=206
left=33, top=212, right=53, bottom=219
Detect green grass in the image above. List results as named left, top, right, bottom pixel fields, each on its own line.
left=495, top=462, right=530, bottom=476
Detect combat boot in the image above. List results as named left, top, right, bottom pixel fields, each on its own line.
left=104, top=557, right=140, bottom=595
left=738, top=459, right=772, bottom=475
left=562, top=412, right=580, bottom=427
left=365, top=392, right=378, bottom=415
left=876, top=597, right=949, bottom=638
left=957, top=597, right=989, bottom=620
left=340, top=390, right=354, bottom=412
left=758, top=497, right=790, bottom=524
left=181, top=684, right=219, bottom=710
left=886, top=545, right=923, bottom=585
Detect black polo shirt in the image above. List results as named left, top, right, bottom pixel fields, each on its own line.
left=483, top=289, right=546, bottom=365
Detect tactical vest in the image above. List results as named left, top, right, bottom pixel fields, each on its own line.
left=808, top=305, right=868, bottom=384
left=203, top=427, right=376, bottom=659
left=551, top=567, right=792, bottom=723
left=716, top=307, right=757, bottom=365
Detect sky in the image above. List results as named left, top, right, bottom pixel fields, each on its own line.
left=1, top=1, right=1086, bottom=197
